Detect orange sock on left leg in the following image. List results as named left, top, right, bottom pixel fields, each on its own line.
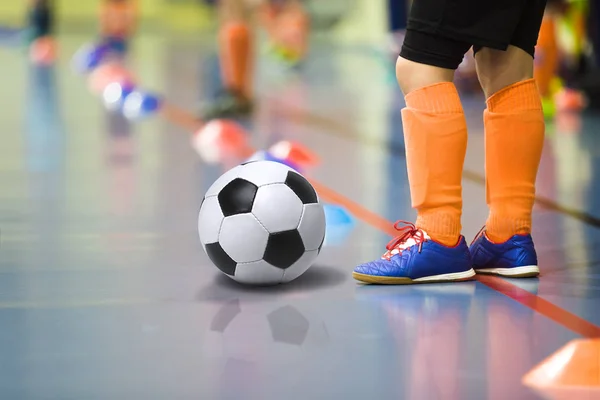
left=219, top=22, right=253, bottom=98
left=273, top=6, right=309, bottom=60
left=484, top=79, right=545, bottom=242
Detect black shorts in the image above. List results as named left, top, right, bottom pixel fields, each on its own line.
left=400, top=0, right=547, bottom=70
left=28, top=4, right=53, bottom=38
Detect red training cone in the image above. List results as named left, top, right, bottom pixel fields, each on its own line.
left=268, top=140, right=319, bottom=168
left=192, top=119, right=251, bottom=164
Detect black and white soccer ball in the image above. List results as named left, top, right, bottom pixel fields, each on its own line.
left=198, top=160, right=326, bottom=285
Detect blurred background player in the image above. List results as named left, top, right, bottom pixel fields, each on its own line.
left=26, top=0, right=53, bottom=44
left=99, top=0, right=138, bottom=53
left=353, top=0, right=547, bottom=284
left=201, top=0, right=309, bottom=120
left=534, top=0, right=588, bottom=117
left=261, top=0, right=309, bottom=64
left=27, top=0, right=57, bottom=64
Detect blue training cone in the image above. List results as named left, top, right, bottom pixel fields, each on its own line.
left=122, top=90, right=162, bottom=120
left=322, top=204, right=356, bottom=247
left=102, top=81, right=136, bottom=111
left=72, top=42, right=108, bottom=74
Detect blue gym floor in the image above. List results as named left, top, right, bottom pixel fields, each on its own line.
left=0, top=32, right=598, bottom=399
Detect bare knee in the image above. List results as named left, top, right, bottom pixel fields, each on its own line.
left=396, top=56, right=455, bottom=95
left=475, top=46, right=534, bottom=98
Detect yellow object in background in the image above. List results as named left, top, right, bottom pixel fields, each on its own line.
left=0, top=0, right=213, bottom=32
left=159, top=0, right=214, bottom=32
left=0, top=0, right=154, bottom=21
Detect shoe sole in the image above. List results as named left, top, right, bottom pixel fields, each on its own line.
left=352, top=269, right=476, bottom=285
left=475, top=265, right=539, bottom=278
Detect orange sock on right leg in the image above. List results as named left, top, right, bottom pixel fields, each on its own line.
left=273, top=6, right=309, bottom=60
left=484, top=79, right=545, bottom=242
left=219, top=22, right=253, bottom=99
left=402, top=82, right=467, bottom=246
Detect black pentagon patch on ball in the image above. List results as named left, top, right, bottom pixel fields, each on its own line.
left=218, top=178, right=258, bottom=217
left=205, top=242, right=237, bottom=276
left=285, top=171, right=318, bottom=204
left=267, top=305, right=309, bottom=346
left=264, top=230, right=305, bottom=269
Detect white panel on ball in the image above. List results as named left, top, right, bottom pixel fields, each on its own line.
left=219, top=214, right=269, bottom=263
left=297, top=203, right=326, bottom=251
left=238, top=160, right=295, bottom=187
left=282, top=250, right=319, bottom=283
left=204, top=164, right=244, bottom=198
left=234, top=260, right=285, bottom=285
left=252, top=184, right=304, bottom=233
left=198, top=196, right=225, bottom=245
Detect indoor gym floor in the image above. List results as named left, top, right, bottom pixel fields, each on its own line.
left=0, top=32, right=599, bottom=399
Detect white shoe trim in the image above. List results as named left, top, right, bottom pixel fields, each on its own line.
left=475, top=265, right=539, bottom=277
left=413, top=268, right=476, bottom=282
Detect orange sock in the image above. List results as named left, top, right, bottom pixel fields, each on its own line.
left=273, top=7, right=309, bottom=59
left=484, top=79, right=545, bottom=242
left=402, top=82, right=467, bottom=246
left=259, top=3, right=278, bottom=37
left=534, top=16, right=558, bottom=97
left=219, top=22, right=253, bottom=98
left=100, top=0, right=137, bottom=38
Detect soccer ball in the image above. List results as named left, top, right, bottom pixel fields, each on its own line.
left=198, top=160, right=326, bottom=285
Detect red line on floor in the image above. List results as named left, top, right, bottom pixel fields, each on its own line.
left=157, top=96, right=600, bottom=338
left=308, top=181, right=398, bottom=237
left=313, top=172, right=600, bottom=337
left=277, top=103, right=600, bottom=338
left=159, top=101, right=204, bottom=132
left=318, top=175, right=600, bottom=337
left=477, top=275, right=600, bottom=338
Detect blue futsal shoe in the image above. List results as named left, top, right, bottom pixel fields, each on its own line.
left=353, top=221, right=476, bottom=284
left=469, top=228, right=539, bottom=278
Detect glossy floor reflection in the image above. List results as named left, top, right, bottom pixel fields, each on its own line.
left=0, top=32, right=599, bottom=399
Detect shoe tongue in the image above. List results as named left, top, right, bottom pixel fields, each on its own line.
left=387, top=229, right=430, bottom=256
left=399, top=230, right=430, bottom=249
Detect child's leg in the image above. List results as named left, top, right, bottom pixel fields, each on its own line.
left=476, top=47, right=545, bottom=244
left=353, top=30, right=476, bottom=284
left=218, top=0, right=253, bottom=99
left=260, top=0, right=309, bottom=63
left=275, top=0, right=310, bottom=61
left=396, top=34, right=469, bottom=247
left=200, top=0, right=254, bottom=119
left=354, top=0, right=546, bottom=284
left=469, top=0, right=546, bottom=278
left=99, top=0, right=137, bottom=40
left=27, top=0, right=54, bottom=43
